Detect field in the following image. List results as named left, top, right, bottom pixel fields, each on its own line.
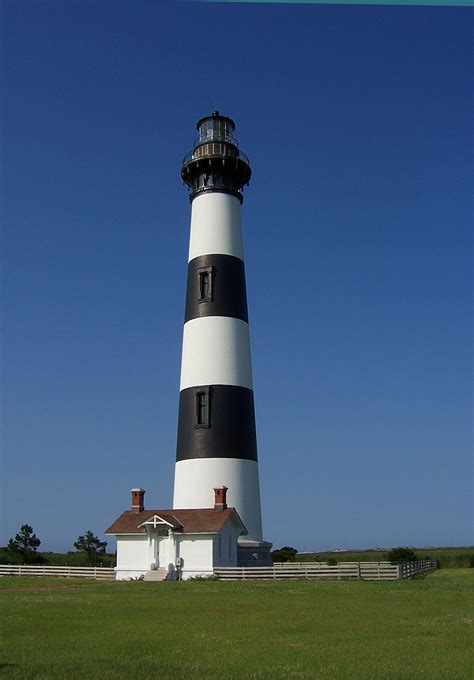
left=298, top=548, right=474, bottom=569
left=1, top=569, right=473, bottom=679
left=1, top=546, right=472, bottom=569
left=0, top=549, right=116, bottom=568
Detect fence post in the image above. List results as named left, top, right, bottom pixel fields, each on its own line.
left=358, top=562, right=362, bottom=580
left=377, top=562, right=381, bottom=580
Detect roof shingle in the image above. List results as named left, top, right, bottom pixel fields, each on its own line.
left=105, top=507, right=246, bottom=536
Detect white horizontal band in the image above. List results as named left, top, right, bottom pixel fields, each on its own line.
left=173, top=457, right=263, bottom=542
left=188, top=193, right=244, bottom=262
left=179, top=316, right=253, bottom=391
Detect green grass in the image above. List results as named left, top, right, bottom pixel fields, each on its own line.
left=297, top=547, right=474, bottom=568
left=1, top=569, right=473, bottom=679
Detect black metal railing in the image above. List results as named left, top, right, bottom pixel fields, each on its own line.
left=182, top=144, right=250, bottom=167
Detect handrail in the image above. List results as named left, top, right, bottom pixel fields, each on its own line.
left=182, top=145, right=250, bottom=167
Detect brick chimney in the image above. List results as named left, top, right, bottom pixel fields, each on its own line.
left=213, top=486, right=228, bottom=512
left=130, top=488, right=145, bottom=513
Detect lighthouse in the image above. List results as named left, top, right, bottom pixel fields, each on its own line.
left=173, top=111, right=271, bottom=565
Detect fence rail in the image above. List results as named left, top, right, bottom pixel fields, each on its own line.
left=214, top=560, right=438, bottom=581
left=0, top=560, right=438, bottom=582
left=0, top=564, right=116, bottom=580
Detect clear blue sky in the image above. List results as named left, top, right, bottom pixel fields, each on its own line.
left=1, top=0, right=472, bottom=553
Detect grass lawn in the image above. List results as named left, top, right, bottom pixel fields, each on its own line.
left=1, top=569, right=472, bottom=679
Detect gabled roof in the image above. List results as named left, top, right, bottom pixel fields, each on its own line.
left=137, top=514, right=183, bottom=530
left=105, top=507, right=247, bottom=536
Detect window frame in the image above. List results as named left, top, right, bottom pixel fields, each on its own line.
left=197, top=266, right=213, bottom=303
left=195, top=387, right=210, bottom=428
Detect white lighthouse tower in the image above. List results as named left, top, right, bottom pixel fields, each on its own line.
left=173, top=111, right=271, bottom=565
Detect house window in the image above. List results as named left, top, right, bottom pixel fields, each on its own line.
left=218, top=535, right=222, bottom=558
left=195, top=387, right=210, bottom=428
left=198, top=266, right=213, bottom=302
left=228, top=536, right=232, bottom=559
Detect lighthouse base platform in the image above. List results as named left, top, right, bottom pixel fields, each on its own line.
left=238, top=539, right=273, bottom=567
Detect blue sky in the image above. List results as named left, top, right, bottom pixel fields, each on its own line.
left=1, top=0, right=472, bottom=553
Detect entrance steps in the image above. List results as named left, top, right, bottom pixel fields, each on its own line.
left=144, top=568, right=169, bottom=582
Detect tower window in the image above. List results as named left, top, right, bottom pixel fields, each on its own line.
left=195, top=387, right=210, bottom=428
left=198, top=266, right=213, bottom=302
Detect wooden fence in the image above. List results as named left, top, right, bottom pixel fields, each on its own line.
left=398, top=560, right=438, bottom=579
left=214, top=560, right=438, bottom=581
left=0, top=564, right=116, bottom=580
left=0, top=560, right=438, bottom=582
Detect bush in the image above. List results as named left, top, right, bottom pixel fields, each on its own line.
left=327, top=557, right=338, bottom=566
left=271, top=546, right=298, bottom=563
left=388, top=547, right=418, bottom=562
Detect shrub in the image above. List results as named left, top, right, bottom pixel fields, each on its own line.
left=271, top=546, right=298, bottom=563
left=388, top=547, right=418, bottom=562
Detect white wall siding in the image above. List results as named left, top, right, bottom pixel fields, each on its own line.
left=173, top=457, right=263, bottom=541
left=116, top=535, right=150, bottom=575
left=115, top=569, right=147, bottom=581
left=213, top=524, right=241, bottom=568
left=178, top=534, right=214, bottom=575
left=188, top=193, right=244, bottom=261
left=115, top=533, right=215, bottom=580
left=179, top=316, right=253, bottom=391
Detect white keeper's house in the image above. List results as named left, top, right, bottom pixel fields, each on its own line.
left=105, top=487, right=247, bottom=580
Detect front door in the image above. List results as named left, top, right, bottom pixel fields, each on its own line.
left=155, top=531, right=169, bottom=569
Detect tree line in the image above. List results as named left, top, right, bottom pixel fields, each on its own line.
left=271, top=545, right=421, bottom=563
left=5, top=524, right=108, bottom=565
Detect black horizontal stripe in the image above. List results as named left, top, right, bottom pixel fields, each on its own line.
left=185, top=254, right=248, bottom=323
left=176, top=385, right=258, bottom=462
